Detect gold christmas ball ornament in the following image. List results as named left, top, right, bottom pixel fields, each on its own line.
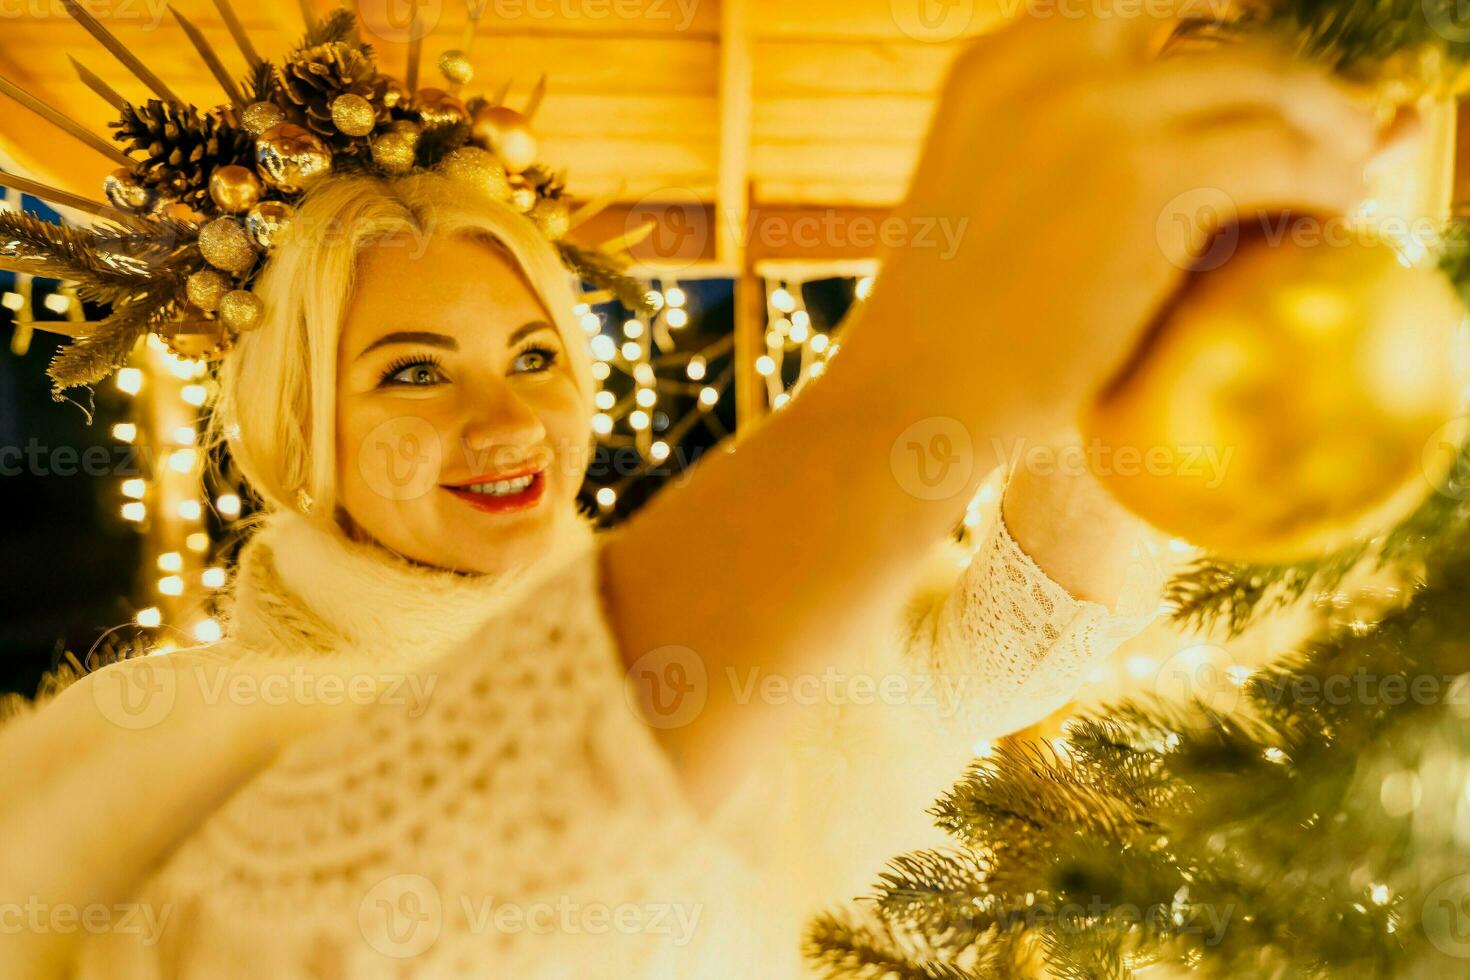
left=371, top=127, right=420, bottom=174
left=330, top=93, right=377, bottom=137
left=185, top=269, right=233, bottom=311
left=163, top=322, right=229, bottom=359
left=103, top=168, right=152, bottom=211
left=531, top=197, right=570, bottom=239
left=255, top=122, right=333, bottom=193
left=470, top=105, right=538, bottom=174
left=197, top=216, right=257, bottom=274
left=1081, top=221, right=1466, bottom=564
left=437, top=49, right=474, bottom=86
left=241, top=101, right=286, bottom=136
left=414, top=88, right=467, bottom=129
left=437, top=146, right=511, bottom=200
left=244, top=200, right=295, bottom=250
left=207, top=164, right=263, bottom=213
left=219, top=289, right=265, bottom=332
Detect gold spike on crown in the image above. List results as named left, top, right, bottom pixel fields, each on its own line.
left=0, top=2, right=652, bottom=397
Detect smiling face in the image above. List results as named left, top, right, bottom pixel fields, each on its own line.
left=335, top=232, right=591, bottom=574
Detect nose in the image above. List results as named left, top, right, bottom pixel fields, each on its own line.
left=458, top=377, right=548, bottom=473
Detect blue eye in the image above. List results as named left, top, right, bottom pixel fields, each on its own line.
left=379, top=356, right=446, bottom=387
left=512, top=345, right=558, bottom=374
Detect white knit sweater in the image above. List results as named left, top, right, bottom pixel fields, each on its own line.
left=65, top=501, right=1158, bottom=978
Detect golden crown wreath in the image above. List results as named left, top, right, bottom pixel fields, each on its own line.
left=0, top=2, right=653, bottom=398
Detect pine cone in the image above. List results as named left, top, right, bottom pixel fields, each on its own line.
left=111, top=101, right=255, bottom=208
left=276, top=42, right=387, bottom=153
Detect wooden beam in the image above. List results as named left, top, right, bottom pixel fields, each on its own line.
left=717, top=0, right=752, bottom=268
left=719, top=0, right=766, bottom=435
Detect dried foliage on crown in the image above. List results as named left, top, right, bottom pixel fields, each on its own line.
left=0, top=3, right=654, bottom=398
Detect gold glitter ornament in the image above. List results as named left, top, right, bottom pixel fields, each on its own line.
left=330, top=93, right=377, bottom=137
left=103, top=168, right=152, bottom=211
left=531, top=197, right=570, bottom=239
left=414, top=88, right=467, bottom=129
left=244, top=200, right=295, bottom=249
left=438, top=49, right=474, bottom=86
left=371, top=128, right=420, bottom=174
left=208, top=164, right=263, bottom=213
left=255, top=122, right=333, bottom=193
left=219, top=290, right=265, bottom=332
left=241, top=101, right=286, bottom=136
left=470, top=105, right=537, bottom=174
left=198, top=216, right=256, bottom=274
left=507, top=174, right=536, bottom=212
left=185, top=269, right=232, bottom=311
left=438, top=146, right=511, bottom=200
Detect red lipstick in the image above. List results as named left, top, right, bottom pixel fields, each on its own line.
left=442, top=468, right=547, bottom=514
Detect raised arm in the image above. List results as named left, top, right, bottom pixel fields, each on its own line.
left=600, top=12, right=1378, bottom=810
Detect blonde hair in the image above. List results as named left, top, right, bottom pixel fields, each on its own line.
left=209, top=172, right=594, bottom=519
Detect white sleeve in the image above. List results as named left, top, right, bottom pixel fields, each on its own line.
left=736, top=501, right=1165, bottom=915
left=902, top=506, right=1163, bottom=740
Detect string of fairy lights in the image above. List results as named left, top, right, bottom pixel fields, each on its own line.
left=108, top=337, right=235, bottom=650
left=578, top=279, right=735, bottom=514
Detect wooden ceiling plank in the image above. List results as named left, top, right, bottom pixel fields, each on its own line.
left=753, top=38, right=962, bottom=96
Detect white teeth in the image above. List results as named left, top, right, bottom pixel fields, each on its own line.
left=463, top=474, right=535, bottom=496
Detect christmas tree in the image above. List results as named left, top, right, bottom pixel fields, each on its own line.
left=803, top=3, right=1470, bottom=977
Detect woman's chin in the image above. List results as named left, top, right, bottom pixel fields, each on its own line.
left=432, top=499, right=562, bottom=573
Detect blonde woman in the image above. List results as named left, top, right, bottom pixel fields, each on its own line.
left=0, top=9, right=1380, bottom=978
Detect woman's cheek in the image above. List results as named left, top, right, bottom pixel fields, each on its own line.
left=342, top=399, right=457, bottom=504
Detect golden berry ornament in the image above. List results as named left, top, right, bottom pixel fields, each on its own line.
left=1081, top=221, right=1466, bottom=564
left=378, top=75, right=407, bottom=110
left=185, top=269, right=232, bottom=312
left=244, top=200, right=295, bottom=250
left=438, top=146, right=511, bottom=200
left=471, top=105, right=537, bottom=174
left=371, top=126, right=420, bottom=174
left=531, top=198, right=570, bottom=239
left=241, top=101, right=286, bottom=135
left=414, top=88, right=466, bottom=129
left=152, top=200, right=207, bottom=225
left=507, top=174, right=536, bottom=213
left=208, top=164, right=263, bottom=213
left=197, top=216, right=256, bottom=274
left=103, top=168, right=151, bottom=211
left=255, top=122, right=333, bottom=193
left=219, top=290, right=265, bottom=332
left=330, top=93, right=377, bottom=136
left=438, top=49, right=474, bottom=86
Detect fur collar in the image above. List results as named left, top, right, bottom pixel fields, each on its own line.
left=225, top=508, right=599, bottom=666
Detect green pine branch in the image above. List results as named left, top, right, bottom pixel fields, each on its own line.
left=804, top=908, right=1004, bottom=980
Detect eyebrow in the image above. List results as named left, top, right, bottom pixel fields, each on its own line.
left=355, top=321, right=555, bottom=360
